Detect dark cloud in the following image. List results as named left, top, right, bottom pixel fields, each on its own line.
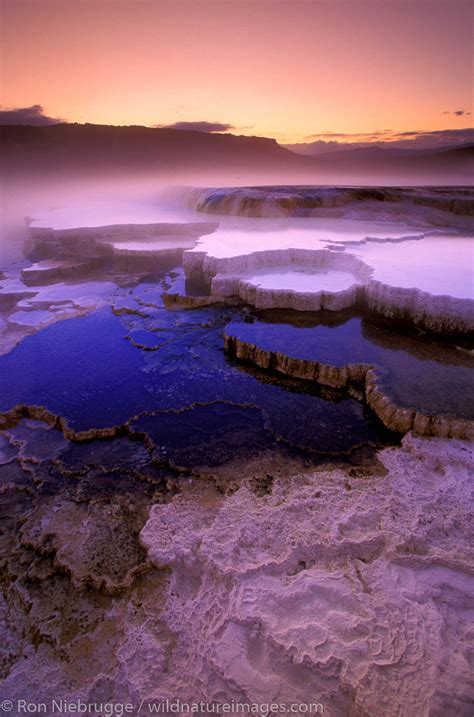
left=442, top=109, right=471, bottom=116
left=392, top=129, right=474, bottom=144
left=306, top=129, right=392, bottom=140
left=158, top=121, right=235, bottom=133
left=306, top=132, right=353, bottom=139
left=0, top=104, right=63, bottom=125
left=396, top=131, right=428, bottom=137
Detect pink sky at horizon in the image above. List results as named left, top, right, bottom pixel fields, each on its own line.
left=1, top=0, right=472, bottom=143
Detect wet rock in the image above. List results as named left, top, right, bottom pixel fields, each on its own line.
left=21, top=258, right=107, bottom=286
left=224, top=320, right=474, bottom=440
left=188, top=185, right=474, bottom=219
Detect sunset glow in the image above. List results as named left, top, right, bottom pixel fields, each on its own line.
left=1, top=0, right=472, bottom=142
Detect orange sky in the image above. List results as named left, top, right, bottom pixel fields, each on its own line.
left=1, top=0, right=472, bottom=143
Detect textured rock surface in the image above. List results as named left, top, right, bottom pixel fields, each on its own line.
left=1, top=434, right=473, bottom=715
left=139, top=434, right=474, bottom=716
left=188, top=185, right=474, bottom=220
left=184, top=242, right=474, bottom=333
left=213, top=267, right=364, bottom=312
left=181, top=198, right=474, bottom=332
left=365, top=278, right=474, bottom=334
left=21, top=258, right=107, bottom=285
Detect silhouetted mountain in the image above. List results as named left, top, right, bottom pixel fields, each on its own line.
left=0, top=123, right=314, bottom=181
left=314, top=143, right=474, bottom=163
left=310, top=143, right=474, bottom=183
left=1, top=123, right=472, bottom=185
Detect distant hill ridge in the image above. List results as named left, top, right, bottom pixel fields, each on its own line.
left=1, top=122, right=295, bottom=163
left=314, top=143, right=474, bottom=162
left=1, top=123, right=472, bottom=184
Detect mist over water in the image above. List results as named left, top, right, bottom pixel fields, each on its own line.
left=2, top=174, right=472, bottom=271
left=0, top=175, right=192, bottom=267
left=2, top=119, right=472, bottom=267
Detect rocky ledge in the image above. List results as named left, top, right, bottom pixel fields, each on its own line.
left=224, top=329, right=474, bottom=440
left=184, top=245, right=474, bottom=334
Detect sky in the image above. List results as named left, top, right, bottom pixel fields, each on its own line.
left=1, top=0, right=472, bottom=143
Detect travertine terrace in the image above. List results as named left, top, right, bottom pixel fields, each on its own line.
left=0, top=186, right=473, bottom=716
